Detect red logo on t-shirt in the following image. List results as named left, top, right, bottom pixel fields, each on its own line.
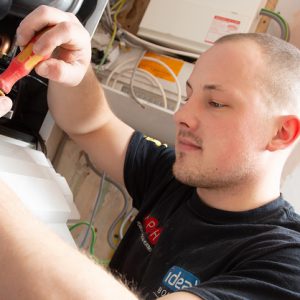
left=143, top=215, right=163, bottom=246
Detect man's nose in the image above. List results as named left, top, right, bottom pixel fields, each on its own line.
left=173, top=97, right=199, bottom=130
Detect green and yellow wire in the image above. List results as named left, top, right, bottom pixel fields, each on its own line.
left=260, top=8, right=290, bottom=41
left=69, top=221, right=97, bottom=255
left=99, top=0, right=127, bottom=67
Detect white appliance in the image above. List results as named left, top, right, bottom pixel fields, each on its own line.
left=138, top=0, right=267, bottom=53
left=0, top=134, right=80, bottom=246
left=0, top=1, right=108, bottom=246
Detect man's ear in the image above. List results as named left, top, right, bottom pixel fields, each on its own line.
left=267, top=115, right=300, bottom=151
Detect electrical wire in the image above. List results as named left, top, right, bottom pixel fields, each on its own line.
left=106, top=54, right=145, bottom=108
left=27, top=74, right=48, bottom=87
left=69, top=221, right=109, bottom=265
left=84, top=153, right=130, bottom=250
left=69, top=221, right=110, bottom=266
left=99, top=0, right=200, bottom=80
left=259, top=8, right=290, bottom=41
left=104, top=1, right=113, bottom=28
left=129, top=50, right=147, bottom=108
left=119, top=207, right=137, bottom=239
left=106, top=54, right=182, bottom=111
left=99, top=4, right=199, bottom=67
left=69, top=221, right=97, bottom=255
left=106, top=179, right=130, bottom=250
left=140, top=56, right=182, bottom=111
left=106, top=57, right=137, bottom=84
left=120, top=29, right=200, bottom=60
left=101, top=7, right=113, bottom=33
left=111, top=67, right=168, bottom=108
left=111, top=0, right=124, bottom=11
left=79, top=172, right=107, bottom=249
left=111, top=67, right=158, bottom=90
left=98, top=0, right=127, bottom=67
left=114, top=10, right=289, bottom=58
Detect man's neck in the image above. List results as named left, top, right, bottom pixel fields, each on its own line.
left=196, top=178, right=281, bottom=212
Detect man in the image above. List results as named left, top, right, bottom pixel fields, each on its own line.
left=0, top=5, right=299, bottom=300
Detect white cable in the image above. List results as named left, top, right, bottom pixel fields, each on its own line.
left=106, top=54, right=182, bottom=111
left=105, top=57, right=144, bottom=107
left=111, top=67, right=156, bottom=89
left=140, top=56, right=182, bottom=112
left=129, top=50, right=147, bottom=108
left=134, top=69, right=168, bottom=109
left=104, top=3, right=113, bottom=28
left=111, top=67, right=168, bottom=108
left=106, top=58, right=137, bottom=85
left=121, top=29, right=200, bottom=60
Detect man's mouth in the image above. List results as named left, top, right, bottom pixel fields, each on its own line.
left=176, top=137, right=202, bottom=152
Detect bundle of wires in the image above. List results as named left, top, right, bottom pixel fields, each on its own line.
left=99, top=3, right=291, bottom=61
left=99, top=0, right=200, bottom=63
left=95, top=0, right=195, bottom=112
left=105, top=52, right=182, bottom=111
left=98, top=0, right=127, bottom=67
left=69, top=220, right=110, bottom=266
left=82, top=153, right=131, bottom=250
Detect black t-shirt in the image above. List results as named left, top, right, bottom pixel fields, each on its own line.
left=109, top=131, right=300, bottom=300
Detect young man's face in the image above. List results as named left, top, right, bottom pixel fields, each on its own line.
left=173, top=41, right=276, bottom=189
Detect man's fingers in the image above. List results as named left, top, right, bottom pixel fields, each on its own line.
left=0, top=96, right=13, bottom=117
left=32, top=21, right=91, bottom=57
left=16, top=5, right=91, bottom=86
left=35, top=59, right=87, bottom=86
left=16, top=5, right=80, bottom=47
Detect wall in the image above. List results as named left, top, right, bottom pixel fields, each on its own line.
left=268, top=0, right=300, bottom=47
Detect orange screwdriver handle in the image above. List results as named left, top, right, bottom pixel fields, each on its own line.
left=0, top=28, right=50, bottom=95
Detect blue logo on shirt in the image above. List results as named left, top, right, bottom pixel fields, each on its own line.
left=163, top=266, right=200, bottom=291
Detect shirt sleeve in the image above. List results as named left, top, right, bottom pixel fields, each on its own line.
left=123, top=131, right=175, bottom=210
left=184, top=246, right=300, bottom=300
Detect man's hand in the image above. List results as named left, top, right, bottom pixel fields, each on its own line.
left=0, top=96, right=12, bottom=117
left=16, top=5, right=91, bottom=86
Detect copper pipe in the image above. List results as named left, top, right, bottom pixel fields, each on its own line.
left=0, top=34, right=11, bottom=56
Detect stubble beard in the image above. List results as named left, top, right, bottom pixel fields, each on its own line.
left=172, top=151, right=253, bottom=190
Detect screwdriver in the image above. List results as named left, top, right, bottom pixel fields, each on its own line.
left=0, top=28, right=50, bottom=96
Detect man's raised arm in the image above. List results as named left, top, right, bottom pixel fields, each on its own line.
left=17, top=5, right=134, bottom=185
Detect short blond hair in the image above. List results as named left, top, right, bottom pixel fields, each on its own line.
left=215, top=33, right=300, bottom=115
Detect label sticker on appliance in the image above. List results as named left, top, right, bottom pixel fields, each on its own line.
left=205, top=15, right=241, bottom=44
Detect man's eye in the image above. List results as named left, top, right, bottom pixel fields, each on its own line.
left=209, top=101, right=226, bottom=108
